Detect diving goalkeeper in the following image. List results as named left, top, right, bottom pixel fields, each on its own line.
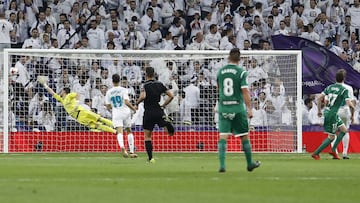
left=38, top=77, right=116, bottom=133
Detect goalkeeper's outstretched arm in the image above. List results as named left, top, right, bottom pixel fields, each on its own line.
left=38, top=76, right=56, bottom=97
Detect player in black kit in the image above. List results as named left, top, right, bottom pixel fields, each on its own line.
left=136, top=67, right=175, bottom=163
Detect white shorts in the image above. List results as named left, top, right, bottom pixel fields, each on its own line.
left=112, top=109, right=132, bottom=128
left=338, top=106, right=351, bottom=128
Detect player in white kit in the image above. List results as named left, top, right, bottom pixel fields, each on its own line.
left=331, top=82, right=356, bottom=159
left=106, top=74, right=138, bottom=158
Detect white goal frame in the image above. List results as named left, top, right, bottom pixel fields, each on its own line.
left=1, top=49, right=302, bottom=153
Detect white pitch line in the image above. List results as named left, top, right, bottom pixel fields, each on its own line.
left=0, top=176, right=356, bottom=183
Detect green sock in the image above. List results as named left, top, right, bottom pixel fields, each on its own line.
left=242, top=139, right=253, bottom=167
left=313, top=138, right=332, bottom=155
left=332, top=131, right=346, bottom=152
left=218, top=139, right=226, bottom=169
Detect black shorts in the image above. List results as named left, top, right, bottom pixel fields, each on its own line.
left=143, top=110, right=167, bottom=131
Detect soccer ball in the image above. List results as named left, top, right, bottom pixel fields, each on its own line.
left=9, top=67, right=19, bottom=76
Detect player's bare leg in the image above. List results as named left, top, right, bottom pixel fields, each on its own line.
left=115, top=127, right=129, bottom=158
left=125, top=128, right=137, bottom=158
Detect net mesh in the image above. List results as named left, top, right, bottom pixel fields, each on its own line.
left=1, top=50, right=300, bottom=153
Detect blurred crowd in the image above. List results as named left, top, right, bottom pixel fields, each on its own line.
left=1, top=0, right=360, bottom=132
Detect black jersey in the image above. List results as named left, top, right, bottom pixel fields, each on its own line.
left=143, top=79, right=168, bottom=111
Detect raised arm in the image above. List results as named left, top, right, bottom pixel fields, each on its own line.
left=38, top=76, right=56, bottom=97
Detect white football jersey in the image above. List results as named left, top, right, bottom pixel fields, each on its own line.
left=105, top=86, right=131, bottom=127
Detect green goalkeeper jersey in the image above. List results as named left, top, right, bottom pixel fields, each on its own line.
left=217, top=64, right=248, bottom=113
left=323, top=83, right=350, bottom=115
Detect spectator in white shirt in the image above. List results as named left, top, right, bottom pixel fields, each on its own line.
left=346, top=0, right=360, bottom=31
left=324, top=37, right=344, bottom=56
left=5, top=0, right=18, bottom=20
left=28, top=92, right=49, bottom=119
left=161, top=30, right=173, bottom=49
left=124, top=21, right=145, bottom=50
left=92, top=84, right=112, bottom=119
left=186, top=31, right=218, bottom=50
left=87, top=19, right=105, bottom=49
left=291, top=4, right=309, bottom=31
left=338, top=15, right=354, bottom=46
left=219, top=28, right=233, bottom=50
left=274, top=20, right=290, bottom=35
left=122, top=60, right=142, bottom=88
left=308, top=98, right=324, bottom=125
left=189, top=12, right=204, bottom=39
left=90, top=77, right=103, bottom=98
left=22, top=27, right=42, bottom=49
left=250, top=98, right=267, bottom=129
left=31, top=10, right=48, bottom=33
left=300, top=23, right=320, bottom=42
left=326, top=0, right=345, bottom=33
left=100, top=68, right=113, bottom=88
left=201, top=11, right=216, bottom=35
left=168, top=17, right=185, bottom=47
left=33, top=102, right=56, bottom=132
left=141, top=7, right=154, bottom=32
left=181, top=78, right=200, bottom=125
left=303, top=0, right=321, bottom=24
left=205, top=24, right=221, bottom=49
left=44, top=6, right=57, bottom=32
left=105, top=20, right=125, bottom=49
left=123, top=0, right=141, bottom=24
left=72, top=74, right=91, bottom=104
left=57, top=20, right=79, bottom=49
left=313, top=12, right=336, bottom=45
left=0, top=12, right=13, bottom=50
left=145, top=21, right=162, bottom=50
left=164, top=35, right=182, bottom=50
left=302, top=98, right=313, bottom=125
left=20, top=0, right=39, bottom=28
left=247, top=58, right=268, bottom=85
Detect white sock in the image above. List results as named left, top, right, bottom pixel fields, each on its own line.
left=330, top=136, right=339, bottom=154
left=128, top=133, right=135, bottom=153
left=117, top=133, right=125, bottom=149
left=343, top=132, right=350, bottom=156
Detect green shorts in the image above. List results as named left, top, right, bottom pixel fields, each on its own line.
left=218, top=111, right=249, bottom=136
left=323, top=111, right=344, bottom=135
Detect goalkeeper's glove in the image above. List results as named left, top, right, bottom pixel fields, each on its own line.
left=37, top=76, right=48, bottom=88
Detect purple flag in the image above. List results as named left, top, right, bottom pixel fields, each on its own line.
left=271, top=35, right=360, bottom=94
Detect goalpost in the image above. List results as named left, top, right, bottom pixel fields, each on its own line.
left=1, top=49, right=302, bottom=153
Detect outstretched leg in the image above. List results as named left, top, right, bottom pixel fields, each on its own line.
left=98, top=117, right=114, bottom=127
left=89, top=122, right=116, bottom=134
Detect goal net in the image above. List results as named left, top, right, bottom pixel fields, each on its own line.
left=1, top=49, right=302, bottom=153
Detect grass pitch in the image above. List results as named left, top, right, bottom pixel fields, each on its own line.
left=0, top=153, right=359, bottom=203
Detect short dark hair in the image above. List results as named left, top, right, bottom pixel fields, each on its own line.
left=335, top=69, right=346, bottom=83
left=112, top=73, right=121, bottom=83
left=63, top=87, right=71, bottom=94
left=229, top=48, right=241, bottom=62
left=146, top=67, right=155, bottom=78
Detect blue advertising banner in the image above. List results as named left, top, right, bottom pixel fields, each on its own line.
left=271, top=35, right=360, bottom=94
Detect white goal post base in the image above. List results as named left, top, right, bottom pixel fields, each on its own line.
left=1, top=49, right=302, bottom=153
